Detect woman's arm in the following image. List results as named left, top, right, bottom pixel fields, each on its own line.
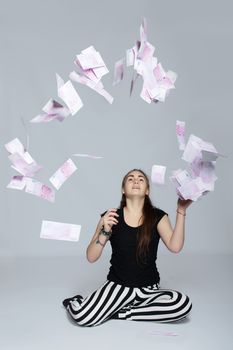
left=86, top=209, right=119, bottom=263
left=157, top=199, right=192, bottom=253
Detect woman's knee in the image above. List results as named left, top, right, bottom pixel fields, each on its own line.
left=177, top=293, right=192, bottom=318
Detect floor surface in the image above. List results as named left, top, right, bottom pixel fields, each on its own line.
left=0, top=254, right=232, bottom=350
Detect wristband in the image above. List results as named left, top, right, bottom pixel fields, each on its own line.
left=100, top=228, right=112, bottom=238
left=176, top=210, right=186, bottom=216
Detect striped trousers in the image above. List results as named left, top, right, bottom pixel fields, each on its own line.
left=64, top=280, right=192, bottom=327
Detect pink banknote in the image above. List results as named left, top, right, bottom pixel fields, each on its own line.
left=170, top=169, right=201, bottom=201
left=75, top=45, right=109, bottom=81
left=9, top=153, right=42, bottom=177
left=126, top=48, right=135, bottom=67
left=71, top=45, right=113, bottom=103
left=70, top=70, right=113, bottom=104
left=40, top=220, right=81, bottom=242
left=30, top=114, right=56, bottom=123
left=56, top=74, right=83, bottom=115
left=30, top=99, right=70, bottom=123
left=124, top=18, right=177, bottom=103
left=25, top=179, right=55, bottom=202
left=151, top=165, right=166, bottom=185
left=182, top=134, right=219, bottom=163
left=170, top=130, right=221, bottom=200
left=5, top=138, right=25, bottom=155
left=148, top=330, right=178, bottom=337
left=7, top=176, right=28, bottom=190
left=113, top=59, right=124, bottom=85
left=72, top=153, right=103, bottom=159
left=5, top=138, right=42, bottom=177
left=138, top=41, right=155, bottom=62
left=177, top=178, right=206, bottom=201
left=176, top=120, right=186, bottom=151
left=49, top=158, right=77, bottom=190
left=130, top=72, right=140, bottom=97
left=170, top=169, right=190, bottom=187
left=190, top=159, right=217, bottom=183
left=140, top=17, right=148, bottom=45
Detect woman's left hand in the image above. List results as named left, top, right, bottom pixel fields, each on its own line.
left=177, top=198, right=193, bottom=213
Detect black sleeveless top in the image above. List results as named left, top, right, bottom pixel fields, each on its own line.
left=104, top=207, right=168, bottom=287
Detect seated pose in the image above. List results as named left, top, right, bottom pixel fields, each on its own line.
left=63, top=169, right=192, bottom=327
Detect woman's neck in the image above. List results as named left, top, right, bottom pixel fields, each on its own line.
left=125, top=198, right=144, bottom=215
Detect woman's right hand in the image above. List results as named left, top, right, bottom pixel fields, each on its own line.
left=102, top=208, right=119, bottom=232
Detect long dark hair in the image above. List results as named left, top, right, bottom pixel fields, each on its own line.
left=120, top=169, right=157, bottom=263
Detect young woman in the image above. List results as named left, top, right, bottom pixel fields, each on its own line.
left=63, top=169, right=192, bottom=327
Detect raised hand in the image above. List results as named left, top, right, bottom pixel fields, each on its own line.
left=102, top=209, right=119, bottom=232
left=177, top=198, right=192, bottom=214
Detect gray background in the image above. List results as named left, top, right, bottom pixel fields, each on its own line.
left=0, top=0, right=232, bottom=257
left=0, top=1, right=233, bottom=350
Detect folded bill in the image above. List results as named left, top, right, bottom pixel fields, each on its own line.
left=5, top=138, right=42, bottom=177
left=75, top=45, right=109, bottom=81
left=7, top=176, right=28, bottom=190
left=30, top=99, right=70, bottom=123
left=9, top=153, right=42, bottom=177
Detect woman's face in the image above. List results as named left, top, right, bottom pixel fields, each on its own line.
left=122, top=170, right=149, bottom=198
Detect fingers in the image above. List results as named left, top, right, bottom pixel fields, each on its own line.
left=105, top=209, right=119, bottom=218
left=105, top=219, right=118, bottom=227
left=177, top=198, right=193, bottom=210
left=103, top=208, right=119, bottom=230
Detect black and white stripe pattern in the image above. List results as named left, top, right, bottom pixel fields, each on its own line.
left=65, top=280, right=192, bottom=327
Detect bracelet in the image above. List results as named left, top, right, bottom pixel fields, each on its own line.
left=96, top=228, right=111, bottom=247
left=176, top=210, right=186, bottom=216
left=100, top=228, right=112, bottom=238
